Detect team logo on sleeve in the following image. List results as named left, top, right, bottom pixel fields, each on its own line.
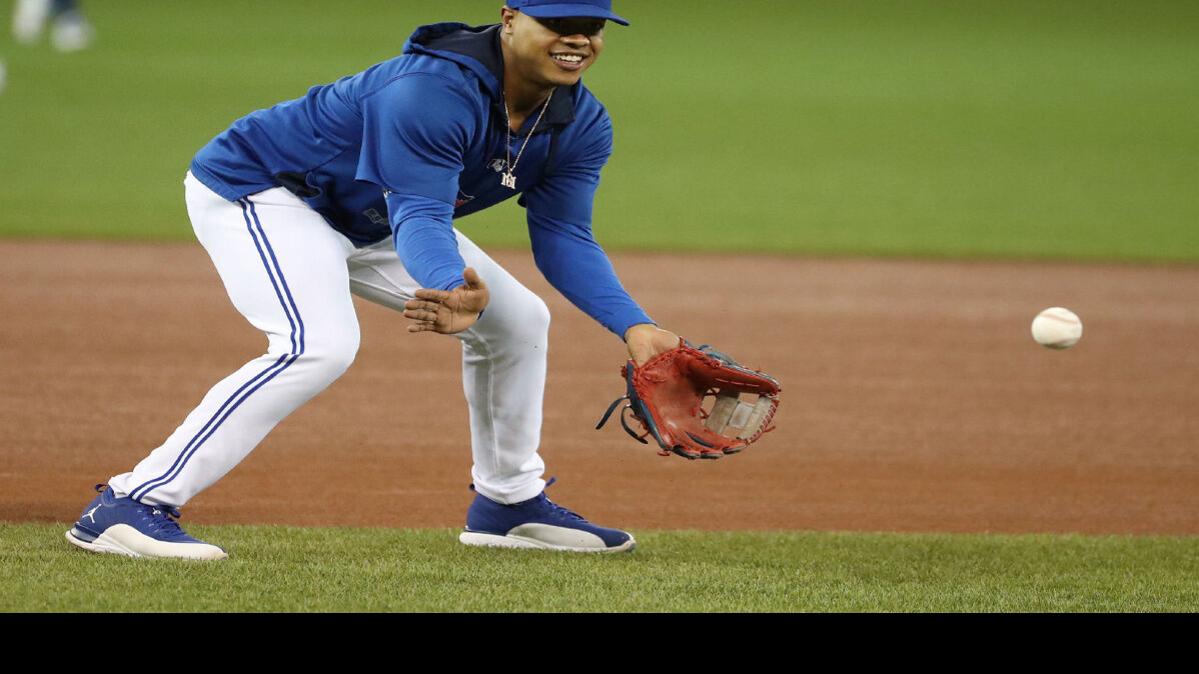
left=455, top=189, right=476, bottom=209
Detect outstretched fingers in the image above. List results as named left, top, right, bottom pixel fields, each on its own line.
left=413, top=288, right=452, bottom=302
left=403, top=296, right=446, bottom=334
left=403, top=308, right=440, bottom=322
left=404, top=298, right=444, bottom=312
left=404, top=269, right=488, bottom=335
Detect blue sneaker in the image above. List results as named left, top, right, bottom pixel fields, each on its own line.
left=459, top=480, right=635, bottom=553
left=64, top=485, right=227, bottom=560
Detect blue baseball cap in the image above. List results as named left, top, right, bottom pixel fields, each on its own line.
left=508, top=0, right=629, bottom=27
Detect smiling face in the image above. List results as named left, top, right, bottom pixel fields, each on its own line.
left=500, top=8, right=605, bottom=90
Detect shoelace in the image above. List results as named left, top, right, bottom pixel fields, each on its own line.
left=539, top=496, right=586, bottom=522
left=138, top=503, right=186, bottom=536
left=466, top=477, right=588, bottom=521
left=94, top=483, right=186, bottom=536
left=537, top=477, right=586, bottom=522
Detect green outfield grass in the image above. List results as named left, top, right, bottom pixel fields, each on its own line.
left=1, top=1, right=1196, bottom=261
left=3, top=523, right=1196, bottom=612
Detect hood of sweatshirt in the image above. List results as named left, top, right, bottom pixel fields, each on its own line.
left=402, top=22, right=576, bottom=128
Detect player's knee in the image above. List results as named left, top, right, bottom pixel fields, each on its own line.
left=301, top=327, right=360, bottom=383
left=499, top=293, right=550, bottom=343
left=463, top=288, right=549, bottom=349
left=524, top=295, right=551, bottom=337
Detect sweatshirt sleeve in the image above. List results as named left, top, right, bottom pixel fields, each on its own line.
left=522, top=113, right=654, bottom=337
left=357, top=73, right=475, bottom=291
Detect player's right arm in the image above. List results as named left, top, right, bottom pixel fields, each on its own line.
left=356, top=73, right=480, bottom=294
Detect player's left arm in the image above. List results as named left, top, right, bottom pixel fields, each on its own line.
left=522, top=113, right=677, bottom=365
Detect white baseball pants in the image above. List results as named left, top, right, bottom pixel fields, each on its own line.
left=107, top=173, right=548, bottom=507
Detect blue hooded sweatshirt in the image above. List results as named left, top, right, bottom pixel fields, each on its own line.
left=190, top=22, right=651, bottom=337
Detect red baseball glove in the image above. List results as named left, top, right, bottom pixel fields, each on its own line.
left=596, top=339, right=781, bottom=459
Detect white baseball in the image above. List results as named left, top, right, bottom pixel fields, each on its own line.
left=1031, top=307, right=1083, bottom=349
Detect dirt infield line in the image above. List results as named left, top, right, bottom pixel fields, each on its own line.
left=1, top=241, right=1195, bottom=534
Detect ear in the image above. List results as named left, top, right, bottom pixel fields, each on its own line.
left=500, top=7, right=517, bottom=34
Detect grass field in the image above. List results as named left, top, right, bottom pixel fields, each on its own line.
left=1, top=0, right=1196, bottom=260
left=3, top=524, right=1196, bottom=612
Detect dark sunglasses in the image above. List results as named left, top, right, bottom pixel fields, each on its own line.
left=532, top=16, right=606, bottom=37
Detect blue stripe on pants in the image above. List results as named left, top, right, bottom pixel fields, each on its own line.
left=130, top=198, right=306, bottom=502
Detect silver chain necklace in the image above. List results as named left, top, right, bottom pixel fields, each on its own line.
left=501, top=89, right=554, bottom=190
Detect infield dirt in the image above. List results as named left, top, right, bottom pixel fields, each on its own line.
left=2, top=241, right=1196, bottom=534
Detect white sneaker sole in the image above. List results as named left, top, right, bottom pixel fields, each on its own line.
left=459, top=530, right=636, bottom=553
left=65, top=525, right=227, bottom=560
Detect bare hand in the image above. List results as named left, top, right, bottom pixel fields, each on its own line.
left=403, top=267, right=490, bottom=334
left=624, top=323, right=681, bottom=366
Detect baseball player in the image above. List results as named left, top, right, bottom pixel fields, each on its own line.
left=66, top=0, right=680, bottom=559
left=13, top=0, right=94, bottom=52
